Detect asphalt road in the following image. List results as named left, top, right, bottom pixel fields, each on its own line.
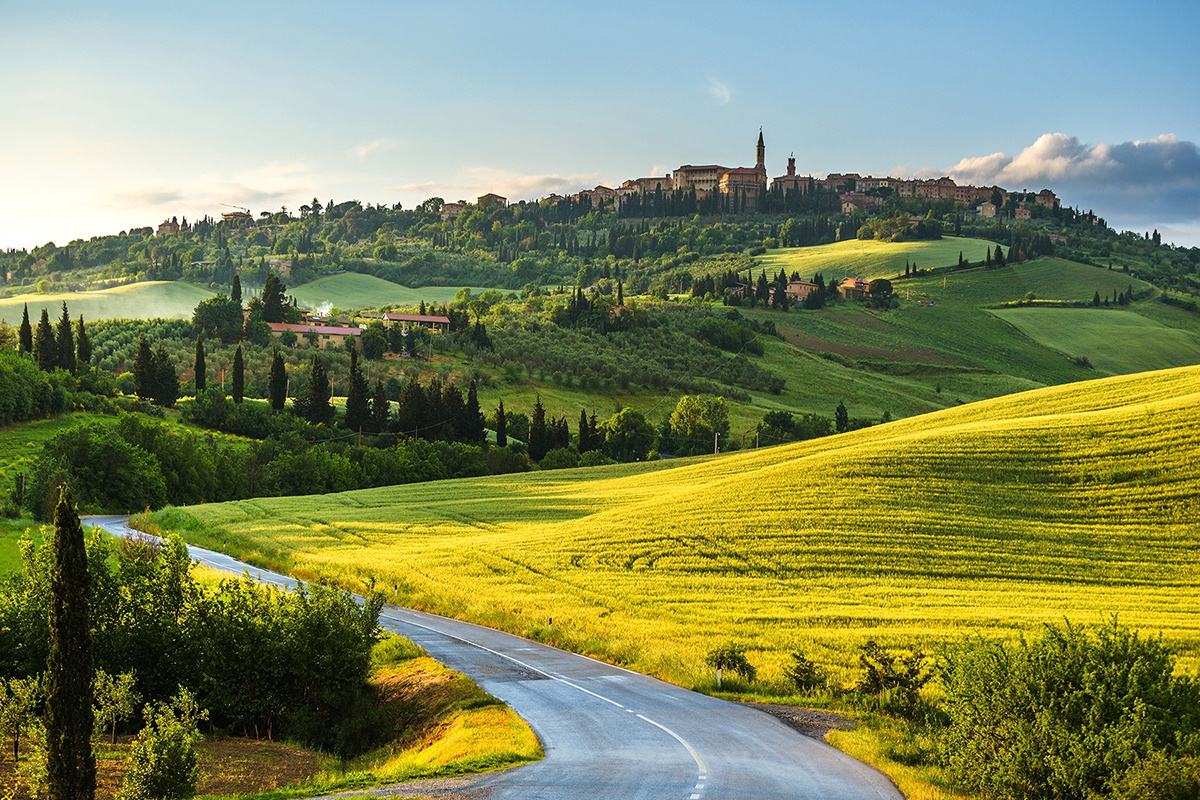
left=86, top=516, right=903, bottom=800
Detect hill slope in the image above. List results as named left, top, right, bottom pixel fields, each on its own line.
left=287, top=273, right=497, bottom=310
left=757, top=236, right=993, bottom=281
left=162, top=366, right=1200, bottom=683
left=0, top=282, right=213, bottom=322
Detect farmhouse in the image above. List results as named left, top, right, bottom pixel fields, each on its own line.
left=383, top=312, right=451, bottom=334
left=441, top=202, right=465, bottom=221
left=838, top=278, right=871, bottom=300
left=156, top=218, right=180, bottom=236
left=267, top=321, right=362, bottom=349
left=477, top=193, right=507, bottom=209
left=785, top=280, right=818, bottom=301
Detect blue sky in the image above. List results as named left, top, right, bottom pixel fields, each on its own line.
left=2, top=0, right=1199, bottom=247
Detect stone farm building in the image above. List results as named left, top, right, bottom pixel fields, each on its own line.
left=267, top=322, right=362, bottom=349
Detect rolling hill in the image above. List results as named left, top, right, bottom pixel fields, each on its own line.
left=991, top=306, right=1200, bottom=374
left=0, top=281, right=214, bottom=323
left=757, top=236, right=993, bottom=282
left=287, top=273, right=499, bottom=311
left=158, top=365, right=1200, bottom=685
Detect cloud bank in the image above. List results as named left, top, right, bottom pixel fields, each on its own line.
left=929, top=133, right=1200, bottom=234
left=385, top=168, right=605, bottom=205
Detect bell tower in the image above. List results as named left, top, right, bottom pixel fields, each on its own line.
left=787, top=153, right=796, bottom=177
left=756, top=129, right=765, bottom=170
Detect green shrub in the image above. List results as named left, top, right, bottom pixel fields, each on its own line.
left=941, top=620, right=1200, bottom=800
left=704, top=643, right=756, bottom=688
left=783, top=650, right=826, bottom=692
left=119, top=688, right=208, bottom=800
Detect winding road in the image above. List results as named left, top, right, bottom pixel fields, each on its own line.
left=86, top=516, right=903, bottom=800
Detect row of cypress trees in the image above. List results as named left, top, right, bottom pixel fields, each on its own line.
left=17, top=302, right=92, bottom=374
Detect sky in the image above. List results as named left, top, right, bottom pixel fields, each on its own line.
left=2, top=0, right=1199, bottom=248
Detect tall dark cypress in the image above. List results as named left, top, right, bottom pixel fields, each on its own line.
left=132, top=334, right=153, bottom=398
left=34, top=308, right=57, bottom=372
left=74, top=317, right=91, bottom=370
left=529, top=395, right=548, bottom=461
left=268, top=348, right=287, bottom=411
left=56, top=302, right=75, bottom=374
left=371, top=379, right=390, bottom=433
left=232, top=345, right=245, bottom=404
left=305, top=354, right=333, bottom=424
left=579, top=408, right=591, bottom=452
left=45, top=485, right=95, bottom=800
left=495, top=399, right=507, bottom=448
left=231, top=274, right=242, bottom=305
left=194, top=338, right=206, bottom=394
left=152, top=345, right=178, bottom=408
left=465, top=380, right=485, bottom=444
left=19, top=303, right=33, bottom=355
left=262, top=273, right=285, bottom=323
left=344, top=347, right=369, bottom=432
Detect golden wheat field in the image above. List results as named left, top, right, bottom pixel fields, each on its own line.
left=156, top=365, right=1200, bottom=686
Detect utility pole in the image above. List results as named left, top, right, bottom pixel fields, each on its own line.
left=714, top=431, right=720, bottom=455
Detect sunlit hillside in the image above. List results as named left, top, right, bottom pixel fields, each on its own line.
left=158, top=365, right=1200, bottom=685
left=757, top=237, right=993, bottom=281
left=0, top=281, right=213, bottom=323
left=287, top=273, right=498, bottom=311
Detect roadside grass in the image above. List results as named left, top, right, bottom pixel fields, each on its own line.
left=757, top=237, right=993, bottom=282
left=0, top=413, right=119, bottom=487
left=991, top=307, right=1200, bottom=374
left=154, top=365, right=1200, bottom=692
left=0, top=281, right=213, bottom=323
left=288, top=273, right=499, bottom=311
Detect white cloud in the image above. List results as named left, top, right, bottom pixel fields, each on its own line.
left=917, top=133, right=1200, bottom=233
left=350, top=138, right=399, bottom=161
left=707, top=76, right=732, bottom=105
left=384, top=168, right=606, bottom=204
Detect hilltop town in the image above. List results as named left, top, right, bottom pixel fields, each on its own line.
left=429, top=131, right=1060, bottom=222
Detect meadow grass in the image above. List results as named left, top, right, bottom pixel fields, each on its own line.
left=757, top=237, right=993, bottom=282
left=0, top=281, right=214, bottom=323
left=991, top=307, right=1200, bottom=374
left=0, top=519, right=41, bottom=576
left=288, top=273, right=499, bottom=311
left=157, top=365, right=1200, bottom=690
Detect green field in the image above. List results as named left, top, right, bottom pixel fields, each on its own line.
left=757, top=237, right=993, bottom=282
left=0, top=281, right=214, bottom=323
left=289, top=273, right=500, bottom=311
left=158, top=366, right=1200, bottom=688
left=991, top=307, right=1200, bottom=375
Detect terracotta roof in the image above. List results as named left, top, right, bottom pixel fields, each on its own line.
left=382, top=313, right=451, bottom=324
left=267, top=322, right=361, bottom=336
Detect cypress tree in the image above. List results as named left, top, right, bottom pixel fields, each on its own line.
left=397, top=376, right=428, bottom=437
left=529, top=395, right=548, bottom=461
left=835, top=401, right=849, bottom=434
left=34, top=308, right=57, bottom=371
left=57, top=303, right=75, bottom=374
left=194, top=338, right=206, bottom=394
left=268, top=349, right=287, bottom=410
left=152, top=345, right=178, bottom=407
left=617, top=281, right=624, bottom=306
left=465, top=380, right=485, bottom=444
left=371, top=379, right=390, bottom=433
left=19, top=303, right=33, bottom=355
left=495, top=399, right=507, bottom=448
left=305, top=355, right=333, bottom=424
left=995, top=244, right=1006, bottom=267
left=231, top=274, right=242, bottom=305
left=578, top=409, right=591, bottom=452
left=419, top=300, right=427, bottom=316
left=45, top=485, right=96, bottom=800
left=133, top=335, right=153, bottom=399
left=75, top=317, right=92, bottom=370
left=262, top=273, right=285, bottom=323
left=232, top=345, right=245, bottom=404
left=344, top=348, right=370, bottom=433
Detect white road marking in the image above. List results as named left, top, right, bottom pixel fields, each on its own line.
left=691, top=794, right=700, bottom=799
left=637, top=714, right=708, bottom=776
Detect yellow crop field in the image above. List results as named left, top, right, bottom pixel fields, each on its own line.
left=157, top=366, right=1200, bottom=687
